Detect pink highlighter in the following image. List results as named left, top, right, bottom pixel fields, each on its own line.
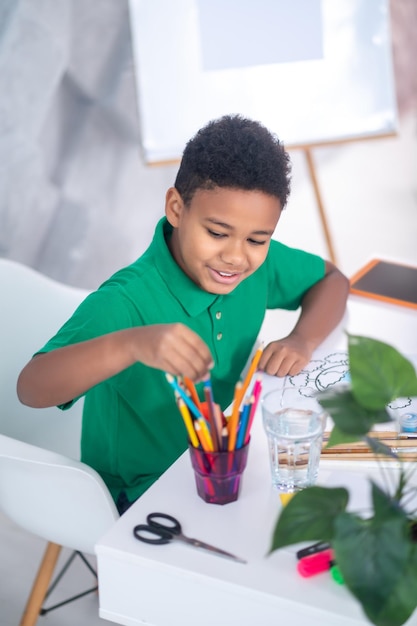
left=297, top=549, right=335, bottom=577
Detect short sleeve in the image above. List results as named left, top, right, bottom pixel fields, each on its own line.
left=265, top=240, right=325, bottom=310
left=36, top=287, right=141, bottom=410
left=37, top=287, right=137, bottom=355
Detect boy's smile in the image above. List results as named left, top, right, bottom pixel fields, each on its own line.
left=166, top=186, right=282, bottom=294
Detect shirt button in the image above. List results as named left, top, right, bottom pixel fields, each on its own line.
left=217, top=332, right=223, bottom=341
left=216, top=311, right=222, bottom=320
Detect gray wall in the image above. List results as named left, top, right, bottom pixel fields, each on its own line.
left=0, top=0, right=177, bottom=288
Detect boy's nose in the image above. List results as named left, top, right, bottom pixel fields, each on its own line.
left=220, top=240, right=245, bottom=266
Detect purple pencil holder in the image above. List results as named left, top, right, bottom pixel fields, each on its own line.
left=188, top=441, right=250, bottom=505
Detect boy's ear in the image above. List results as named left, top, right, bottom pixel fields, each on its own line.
left=165, top=187, right=184, bottom=227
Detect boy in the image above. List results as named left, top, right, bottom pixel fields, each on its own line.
left=17, top=115, right=349, bottom=513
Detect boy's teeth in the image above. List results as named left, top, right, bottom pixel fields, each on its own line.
left=218, top=271, right=233, bottom=277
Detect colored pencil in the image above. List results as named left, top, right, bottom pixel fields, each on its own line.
left=324, top=430, right=417, bottom=441
left=183, top=376, right=203, bottom=413
left=227, top=381, right=243, bottom=451
left=177, top=397, right=199, bottom=448
left=202, top=395, right=218, bottom=450
left=244, top=377, right=262, bottom=444
left=236, top=397, right=252, bottom=449
left=165, top=373, right=203, bottom=419
left=214, top=402, right=226, bottom=429
left=321, top=451, right=417, bottom=462
left=221, top=426, right=229, bottom=451
left=240, top=345, right=263, bottom=399
left=322, top=440, right=417, bottom=453
left=203, top=376, right=224, bottom=449
left=195, top=419, right=214, bottom=452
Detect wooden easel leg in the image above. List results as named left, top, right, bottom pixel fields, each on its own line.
left=19, top=542, right=62, bottom=626
left=304, top=148, right=338, bottom=265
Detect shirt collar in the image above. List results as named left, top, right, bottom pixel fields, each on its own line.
left=151, top=218, right=220, bottom=317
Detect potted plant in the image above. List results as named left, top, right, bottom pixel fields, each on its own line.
left=269, top=334, right=417, bottom=626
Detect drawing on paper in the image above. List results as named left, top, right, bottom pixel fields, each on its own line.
left=286, top=351, right=412, bottom=411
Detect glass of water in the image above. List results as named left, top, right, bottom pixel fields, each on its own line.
left=261, top=387, right=328, bottom=493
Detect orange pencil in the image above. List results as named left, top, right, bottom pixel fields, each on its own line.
left=195, top=419, right=214, bottom=452
left=227, top=381, right=243, bottom=451
left=183, top=376, right=203, bottom=413
left=240, top=345, right=263, bottom=399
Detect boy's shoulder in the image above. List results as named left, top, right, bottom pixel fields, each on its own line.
left=98, top=218, right=167, bottom=292
left=265, top=239, right=325, bottom=286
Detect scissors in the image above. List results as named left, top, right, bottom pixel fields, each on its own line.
left=133, top=512, right=246, bottom=564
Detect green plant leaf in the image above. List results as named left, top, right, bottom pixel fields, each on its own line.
left=374, top=545, right=417, bottom=626
left=269, top=486, right=348, bottom=553
left=393, top=468, right=409, bottom=503
left=319, top=387, right=390, bottom=440
left=371, top=480, right=403, bottom=519
left=334, top=484, right=413, bottom=626
left=348, top=334, right=417, bottom=410
left=325, top=424, right=362, bottom=447
left=266, top=334, right=417, bottom=626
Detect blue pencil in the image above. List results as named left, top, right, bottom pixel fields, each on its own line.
left=236, top=397, right=252, bottom=449
left=165, top=374, right=203, bottom=419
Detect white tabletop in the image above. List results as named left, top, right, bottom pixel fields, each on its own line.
left=95, top=296, right=417, bottom=626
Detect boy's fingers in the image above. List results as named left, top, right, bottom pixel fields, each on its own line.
left=163, top=335, right=213, bottom=380
left=261, top=350, right=299, bottom=378
left=165, top=359, right=211, bottom=381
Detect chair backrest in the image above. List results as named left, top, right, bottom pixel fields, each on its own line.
left=0, top=259, right=90, bottom=458
left=0, top=261, right=119, bottom=552
left=0, top=434, right=119, bottom=553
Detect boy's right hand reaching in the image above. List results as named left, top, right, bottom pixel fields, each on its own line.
left=17, top=323, right=213, bottom=409
left=129, top=323, right=214, bottom=381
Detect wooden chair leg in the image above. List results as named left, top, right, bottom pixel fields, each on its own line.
left=20, top=541, right=62, bottom=626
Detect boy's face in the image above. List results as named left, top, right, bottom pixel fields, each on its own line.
left=165, top=186, right=282, bottom=295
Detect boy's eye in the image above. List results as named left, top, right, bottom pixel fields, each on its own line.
left=207, top=229, right=226, bottom=238
left=207, top=229, right=267, bottom=246
left=248, top=238, right=267, bottom=246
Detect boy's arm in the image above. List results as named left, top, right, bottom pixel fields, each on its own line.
left=17, top=324, right=213, bottom=409
left=259, top=261, right=350, bottom=377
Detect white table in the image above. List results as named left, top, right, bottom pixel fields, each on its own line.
left=95, top=297, right=417, bottom=626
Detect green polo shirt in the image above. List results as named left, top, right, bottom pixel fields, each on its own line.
left=39, top=217, right=324, bottom=503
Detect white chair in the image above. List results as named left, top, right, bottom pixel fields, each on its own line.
left=0, top=259, right=119, bottom=626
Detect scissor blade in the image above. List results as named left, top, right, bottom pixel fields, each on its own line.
left=182, top=536, right=247, bottom=564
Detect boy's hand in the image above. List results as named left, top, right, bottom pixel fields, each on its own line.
left=258, top=336, right=313, bottom=378
left=130, top=323, right=214, bottom=381
left=259, top=262, right=349, bottom=379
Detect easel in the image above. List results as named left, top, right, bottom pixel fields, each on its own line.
left=303, top=147, right=337, bottom=265
left=289, top=131, right=397, bottom=266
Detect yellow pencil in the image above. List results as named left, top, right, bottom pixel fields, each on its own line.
left=177, top=398, right=199, bottom=448
left=240, top=345, right=263, bottom=399
left=195, top=419, right=214, bottom=452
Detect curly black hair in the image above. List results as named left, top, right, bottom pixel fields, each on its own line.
left=174, top=114, right=291, bottom=208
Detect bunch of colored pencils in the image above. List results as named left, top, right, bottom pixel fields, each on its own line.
left=321, top=430, right=417, bottom=462
left=166, top=346, right=263, bottom=453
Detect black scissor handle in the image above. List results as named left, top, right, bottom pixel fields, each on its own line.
left=146, top=512, right=182, bottom=535
left=133, top=523, right=173, bottom=544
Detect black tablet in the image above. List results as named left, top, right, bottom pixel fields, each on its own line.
left=350, top=259, right=417, bottom=310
